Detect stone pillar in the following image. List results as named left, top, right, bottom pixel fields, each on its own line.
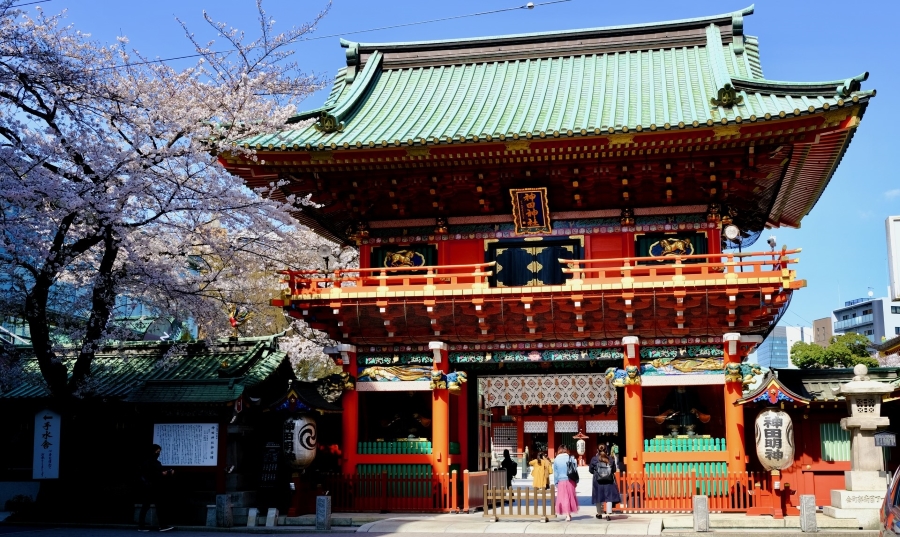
left=799, top=495, right=817, bottom=533
left=430, top=341, right=450, bottom=475
left=723, top=333, right=746, bottom=474
left=822, top=365, right=892, bottom=529
left=339, top=344, right=358, bottom=475
left=622, top=336, right=644, bottom=472
left=692, top=495, right=710, bottom=532
left=315, top=496, right=332, bottom=531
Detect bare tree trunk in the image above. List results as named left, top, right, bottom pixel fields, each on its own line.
left=69, top=228, right=120, bottom=392
left=24, top=275, right=68, bottom=396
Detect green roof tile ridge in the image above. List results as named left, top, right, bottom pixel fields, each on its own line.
left=287, top=52, right=383, bottom=127
left=343, top=5, right=755, bottom=51
left=329, top=51, right=383, bottom=125
left=705, top=23, right=733, bottom=94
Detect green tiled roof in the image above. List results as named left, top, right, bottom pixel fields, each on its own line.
left=1, top=336, right=287, bottom=402
left=244, top=5, right=873, bottom=151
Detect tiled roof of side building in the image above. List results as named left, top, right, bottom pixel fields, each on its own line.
left=1, top=336, right=288, bottom=402
left=243, top=5, right=872, bottom=152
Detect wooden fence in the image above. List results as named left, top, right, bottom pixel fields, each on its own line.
left=482, top=485, right=555, bottom=522
left=322, top=471, right=458, bottom=512
left=617, top=471, right=764, bottom=513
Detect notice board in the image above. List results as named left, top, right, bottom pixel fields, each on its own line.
left=33, top=409, right=61, bottom=479
left=152, top=423, right=218, bottom=466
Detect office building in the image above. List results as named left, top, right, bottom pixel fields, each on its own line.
left=888, top=216, right=900, bottom=302
left=813, top=317, right=833, bottom=347
left=754, top=326, right=813, bottom=369
left=832, top=297, right=900, bottom=343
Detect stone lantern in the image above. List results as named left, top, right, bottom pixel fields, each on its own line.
left=823, top=364, right=892, bottom=529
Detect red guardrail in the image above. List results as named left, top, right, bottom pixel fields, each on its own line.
left=617, top=471, right=765, bottom=513
left=322, top=471, right=459, bottom=512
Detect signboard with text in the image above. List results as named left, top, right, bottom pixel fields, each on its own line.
left=33, top=409, right=60, bottom=479
left=510, top=188, right=551, bottom=235
left=152, top=423, right=219, bottom=466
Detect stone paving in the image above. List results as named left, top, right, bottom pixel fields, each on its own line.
left=355, top=469, right=865, bottom=535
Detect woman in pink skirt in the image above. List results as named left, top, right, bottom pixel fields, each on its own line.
left=552, top=444, right=579, bottom=520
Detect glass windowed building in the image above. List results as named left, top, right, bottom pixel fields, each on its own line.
left=753, top=326, right=813, bottom=369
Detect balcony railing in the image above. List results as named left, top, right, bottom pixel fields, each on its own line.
left=277, top=248, right=800, bottom=299
left=834, top=314, right=874, bottom=331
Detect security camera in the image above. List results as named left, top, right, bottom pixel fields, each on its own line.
left=767, top=236, right=777, bottom=249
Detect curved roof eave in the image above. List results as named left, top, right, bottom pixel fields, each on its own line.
left=732, top=72, right=870, bottom=96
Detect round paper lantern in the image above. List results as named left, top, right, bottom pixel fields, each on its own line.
left=284, top=416, right=317, bottom=469
left=576, top=439, right=586, bottom=456
left=754, top=408, right=794, bottom=471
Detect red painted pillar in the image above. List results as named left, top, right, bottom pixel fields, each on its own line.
left=723, top=333, right=746, bottom=474
left=339, top=344, right=358, bottom=475
left=516, top=416, right=525, bottom=457
left=547, top=414, right=556, bottom=459
left=430, top=341, right=450, bottom=475
left=457, top=378, right=469, bottom=470
left=622, top=336, right=644, bottom=473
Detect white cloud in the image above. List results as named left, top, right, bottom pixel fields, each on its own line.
left=886, top=188, right=900, bottom=199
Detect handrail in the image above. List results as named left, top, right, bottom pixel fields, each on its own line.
left=559, top=248, right=800, bottom=266
left=276, top=247, right=799, bottom=296
left=279, top=261, right=496, bottom=277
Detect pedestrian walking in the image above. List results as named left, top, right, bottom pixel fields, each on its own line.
left=137, top=443, right=175, bottom=532
left=552, top=445, right=579, bottom=521
left=589, top=444, right=621, bottom=520
left=499, top=449, right=517, bottom=488
left=528, top=452, right=552, bottom=489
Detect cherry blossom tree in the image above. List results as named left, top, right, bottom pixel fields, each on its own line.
left=0, top=0, right=342, bottom=398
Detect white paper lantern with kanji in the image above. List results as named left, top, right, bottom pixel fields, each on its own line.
left=754, top=409, right=794, bottom=471
left=576, top=439, right=586, bottom=456
left=284, top=416, right=317, bottom=469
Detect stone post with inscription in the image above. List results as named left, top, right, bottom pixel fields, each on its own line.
left=823, top=365, right=892, bottom=529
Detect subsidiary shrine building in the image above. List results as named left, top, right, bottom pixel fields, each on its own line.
left=222, top=6, right=887, bottom=513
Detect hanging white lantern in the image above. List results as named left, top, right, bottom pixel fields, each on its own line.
left=754, top=409, right=794, bottom=471
left=576, top=439, right=586, bottom=456
left=284, top=416, right=317, bottom=469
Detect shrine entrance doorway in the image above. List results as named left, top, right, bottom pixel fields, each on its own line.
left=478, top=373, right=619, bottom=468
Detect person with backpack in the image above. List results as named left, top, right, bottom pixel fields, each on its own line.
left=552, top=445, right=579, bottom=521
left=589, top=444, right=621, bottom=520
left=499, top=449, right=518, bottom=488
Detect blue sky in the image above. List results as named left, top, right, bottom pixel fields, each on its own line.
left=40, top=0, right=899, bottom=329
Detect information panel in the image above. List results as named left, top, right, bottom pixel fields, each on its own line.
left=33, top=409, right=61, bottom=479
left=152, top=423, right=218, bottom=466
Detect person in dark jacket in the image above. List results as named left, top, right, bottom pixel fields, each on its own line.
left=588, top=444, right=621, bottom=520
left=499, top=449, right=517, bottom=488
left=137, top=444, right=175, bottom=532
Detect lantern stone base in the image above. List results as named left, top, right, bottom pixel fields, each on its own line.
left=830, top=489, right=887, bottom=509
left=822, top=506, right=879, bottom=530
left=823, top=470, right=890, bottom=530
left=845, top=470, right=889, bottom=491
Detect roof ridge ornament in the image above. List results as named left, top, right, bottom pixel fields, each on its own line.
left=837, top=72, right=868, bottom=98
left=711, top=84, right=743, bottom=108
left=314, top=112, right=344, bottom=134
left=731, top=10, right=745, bottom=54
